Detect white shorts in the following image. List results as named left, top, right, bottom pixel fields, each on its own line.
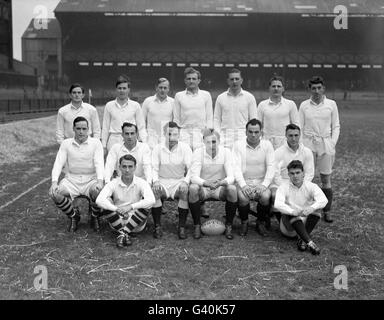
left=107, top=133, right=123, bottom=152
left=159, top=179, right=186, bottom=200
left=220, top=129, right=246, bottom=149
left=314, top=153, right=335, bottom=175
left=58, top=177, right=98, bottom=200
left=180, top=128, right=203, bottom=151
left=200, top=186, right=223, bottom=201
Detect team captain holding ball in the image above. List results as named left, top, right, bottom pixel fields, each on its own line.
left=51, top=71, right=335, bottom=255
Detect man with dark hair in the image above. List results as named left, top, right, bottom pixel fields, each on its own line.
left=274, top=160, right=328, bottom=255
left=56, top=83, right=101, bottom=145
left=257, top=75, right=299, bottom=149
left=104, top=122, right=152, bottom=184
left=233, top=119, right=275, bottom=237
left=299, top=76, right=340, bottom=223
left=189, top=129, right=237, bottom=240
left=173, top=67, right=213, bottom=151
left=214, top=68, right=257, bottom=148
left=96, top=154, right=156, bottom=248
left=49, top=116, right=104, bottom=233
left=151, top=121, right=192, bottom=239
left=102, top=75, right=147, bottom=153
left=142, top=77, right=174, bottom=149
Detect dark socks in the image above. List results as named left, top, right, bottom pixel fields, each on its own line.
left=322, top=188, right=333, bottom=212
left=305, top=214, right=320, bottom=234
left=238, top=204, right=250, bottom=222
left=291, top=219, right=311, bottom=243
left=189, top=202, right=201, bottom=225
left=225, top=201, right=237, bottom=225
left=151, top=207, right=162, bottom=226
left=178, top=208, right=189, bottom=227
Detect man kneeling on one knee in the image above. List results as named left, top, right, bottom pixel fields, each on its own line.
left=96, top=154, right=156, bottom=248
left=189, top=129, right=237, bottom=240
left=274, top=160, right=328, bottom=255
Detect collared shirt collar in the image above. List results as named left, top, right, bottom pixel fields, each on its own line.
left=117, top=176, right=137, bottom=189
left=227, top=88, right=244, bottom=97
left=71, top=137, right=89, bottom=146
left=115, top=98, right=129, bottom=108
left=70, top=102, right=83, bottom=110
left=154, top=94, right=168, bottom=103
left=284, top=141, right=303, bottom=153
left=289, top=180, right=305, bottom=190
left=124, top=141, right=139, bottom=152
left=185, top=88, right=199, bottom=96
left=161, top=141, right=179, bottom=153
left=310, top=95, right=326, bottom=106
left=204, top=146, right=220, bottom=159
left=245, top=138, right=261, bottom=150
left=268, top=97, right=283, bottom=105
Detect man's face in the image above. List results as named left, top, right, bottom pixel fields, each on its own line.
left=165, top=127, right=180, bottom=144
left=185, top=72, right=200, bottom=91
left=286, top=129, right=300, bottom=149
left=73, top=121, right=89, bottom=142
left=116, top=82, right=130, bottom=100
left=156, top=81, right=170, bottom=99
left=269, top=80, right=284, bottom=99
left=310, top=83, right=325, bottom=101
left=122, top=126, right=137, bottom=145
left=227, top=72, right=243, bottom=91
left=288, top=168, right=304, bottom=186
left=246, top=124, right=262, bottom=144
left=70, top=87, right=84, bottom=103
left=119, top=159, right=136, bottom=180
left=204, top=134, right=219, bottom=154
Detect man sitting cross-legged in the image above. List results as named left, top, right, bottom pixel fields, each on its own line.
left=274, top=160, right=328, bottom=255
left=96, top=154, right=156, bottom=248
left=233, top=119, right=275, bottom=237
left=189, top=129, right=237, bottom=240
left=151, top=121, right=192, bottom=239
left=49, top=116, right=104, bottom=233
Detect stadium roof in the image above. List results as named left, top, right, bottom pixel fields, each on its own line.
left=22, top=19, right=61, bottom=39
left=54, top=0, right=384, bottom=15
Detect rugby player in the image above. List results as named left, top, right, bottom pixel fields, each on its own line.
left=233, top=119, right=275, bottom=237
left=104, top=122, right=152, bottom=184
left=49, top=116, right=104, bottom=232
left=213, top=68, right=257, bottom=149
left=151, top=121, right=192, bottom=239
left=189, top=129, right=237, bottom=240
left=56, top=83, right=101, bottom=145
left=96, top=154, right=156, bottom=248
left=257, top=75, right=299, bottom=149
left=274, top=160, right=328, bottom=255
left=142, top=77, right=174, bottom=149
left=299, top=76, right=340, bottom=223
left=101, top=75, right=147, bottom=153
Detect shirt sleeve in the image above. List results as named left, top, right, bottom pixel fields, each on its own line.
left=91, top=106, right=101, bottom=140
left=298, top=103, right=305, bottom=140
left=233, top=143, right=246, bottom=188
left=51, top=142, right=67, bottom=182
left=273, top=150, right=283, bottom=187
left=142, top=144, right=153, bottom=184
left=141, top=98, right=149, bottom=129
left=205, top=92, right=214, bottom=129
left=190, top=148, right=204, bottom=185
left=151, top=145, right=160, bottom=182
left=183, top=144, right=193, bottom=184
left=331, top=102, right=340, bottom=146
left=310, top=184, right=328, bottom=211
left=131, top=180, right=156, bottom=210
left=262, top=142, right=275, bottom=188
left=101, top=103, right=111, bottom=148
left=289, top=101, right=300, bottom=127
left=104, top=145, right=118, bottom=183
left=135, top=104, right=147, bottom=143
left=95, top=181, right=118, bottom=211
left=172, top=94, right=182, bottom=127
left=274, top=184, right=295, bottom=215
left=94, top=139, right=105, bottom=180
left=223, top=148, right=235, bottom=185
left=256, top=102, right=264, bottom=124
left=56, top=111, right=65, bottom=145
left=248, top=94, right=258, bottom=121
left=213, top=96, right=222, bottom=133
left=303, top=149, right=315, bottom=182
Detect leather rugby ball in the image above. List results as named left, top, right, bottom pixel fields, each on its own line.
left=201, top=219, right=225, bottom=236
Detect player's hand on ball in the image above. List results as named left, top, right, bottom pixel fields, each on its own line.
left=179, top=181, right=189, bottom=193
left=152, top=181, right=162, bottom=194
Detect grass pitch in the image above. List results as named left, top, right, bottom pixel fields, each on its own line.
left=0, top=101, right=383, bottom=300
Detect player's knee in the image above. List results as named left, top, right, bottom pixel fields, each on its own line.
left=237, top=189, right=249, bottom=206
left=188, top=184, right=200, bottom=201
left=50, top=190, right=64, bottom=203
left=259, top=189, right=271, bottom=206
left=89, top=187, right=100, bottom=201
left=226, top=185, right=237, bottom=202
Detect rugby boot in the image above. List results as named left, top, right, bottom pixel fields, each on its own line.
left=153, top=225, right=163, bottom=239
left=323, top=212, right=334, bottom=223
left=239, top=220, right=248, bottom=237
left=178, top=226, right=187, bottom=240
left=90, top=214, right=101, bottom=232
left=307, top=240, right=321, bottom=255
left=193, top=225, right=202, bottom=239
left=255, top=220, right=268, bottom=237
left=297, top=238, right=307, bottom=252
left=225, top=224, right=234, bottom=240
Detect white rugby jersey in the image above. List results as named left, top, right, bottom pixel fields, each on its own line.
left=190, top=145, right=234, bottom=186
left=56, top=102, right=101, bottom=144
left=51, top=137, right=104, bottom=183
left=96, top=176, right=155, bottom=212
left=101, top=99, right=147, bottom=147
left=104, top=142, right=152, bottom=184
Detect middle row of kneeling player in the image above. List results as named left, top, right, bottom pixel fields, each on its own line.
left=95, top=118, right=325, bottom=248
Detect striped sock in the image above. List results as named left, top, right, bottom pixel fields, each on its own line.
left=55, top=197, right=74, bottom=217
left=90, top=201, right=102, bottom=217
left=104, top=211, right=126, bottom=232
left=125, top=209, right=149, bottom=233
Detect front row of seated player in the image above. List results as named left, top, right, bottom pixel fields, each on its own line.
left=49, top=116, right=327, bottom=254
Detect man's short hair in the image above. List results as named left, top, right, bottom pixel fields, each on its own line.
left=202, top=128, right=220, bottom=141
left=246, top=118, right=262, bottom=130
left=308, top=76, right=325, bottom=88
left=287, top=160, right=304, bottom=172
left=163, top=121, right=180, bottom=134
left=184, top=67, right=201, bottom=79
left=116, top=75, right=131, bottom=87
left=227, top=68, right=242, bottom=78
left=286, top=123, right=301, bottom=132
left=73, top=116, right=88, bottom=127
left=269, top=75, right=285, bottom=87
left=121, top=122, right=138, bottom=133
left=69, top=83, right=84, bottom=94
left=119, top=154, right=137, bottom=166
left=157, top=77, right=169, bottom=86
